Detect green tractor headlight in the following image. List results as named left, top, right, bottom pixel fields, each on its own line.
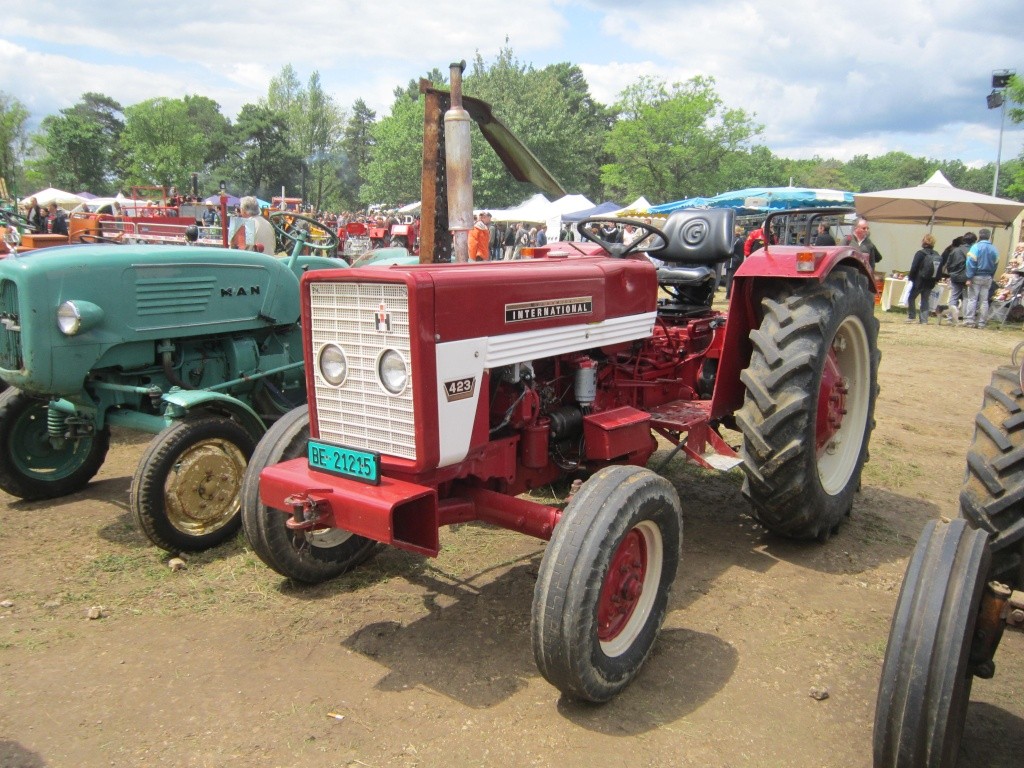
left=378, top=349, right=408, bottom=395
left=57, top=301, right=103, bottom=336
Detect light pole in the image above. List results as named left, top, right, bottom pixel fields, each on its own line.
left=988, top=69, right=1015, bottom=197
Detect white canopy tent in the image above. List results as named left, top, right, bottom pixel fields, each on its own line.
left=22, top=187, right=86, bottom=209
left=545, top=194, right=595, bottom=240
left=488, top=193, right=552, bottom=223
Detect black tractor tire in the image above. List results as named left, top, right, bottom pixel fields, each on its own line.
left=240, top=406, right=380, bottom=584
left=736, top=267, right=879, bottom=540
left=959, top=365, right=1024, bottom=586
left=131, top=415, right=257, bottom=552
left=873, top=519, right=990, bottom=768
left=531, top=465, right=682, bottom=703
left=0, top=388, right=110, bottom=500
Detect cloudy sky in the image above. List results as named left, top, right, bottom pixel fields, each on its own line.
left=2, top=0, right=1022, bottom=170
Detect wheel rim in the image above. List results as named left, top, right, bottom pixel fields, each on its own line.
left=8, top=401, right=96, bottom=481
left=817, top=315, right=871, bottom=495
left=598, top=520, right=664, bottom=658
left=164, top=437, right=247, bottom=535
left=304, top=527, right=354, bottom=549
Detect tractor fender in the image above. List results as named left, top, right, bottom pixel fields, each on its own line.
left=160, top=389, right=267, bottom=440
left=735, top=244, right=875, bottom=287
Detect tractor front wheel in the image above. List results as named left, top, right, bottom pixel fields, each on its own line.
left=131, top=415, right=256, bottom=552
left=959, top=366, right=1024, bottom=586
left=737, top=267, right=879, bottom=540
left=0, top=389, right=110, bottom=500
left=873, top=519, right=990, bottom=768
left=531, top=465, right=682, bottom=702
left=240, top=406, right=380, bottom=584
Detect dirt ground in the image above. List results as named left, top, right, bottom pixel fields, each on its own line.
left=1, top=307, right=1023, bottom=768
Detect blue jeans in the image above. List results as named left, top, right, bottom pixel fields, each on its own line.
left=907, top=282, right=934, bottom=322
left=965, top=275, right=994, bottom=326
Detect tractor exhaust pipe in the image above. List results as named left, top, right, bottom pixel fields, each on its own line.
left=445, top=60, right=473, bottom=263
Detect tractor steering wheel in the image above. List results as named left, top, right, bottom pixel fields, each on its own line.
left=0, top=210, right=34, bottom=231
left=76, top=233, right=125, bottom=245
left=577, top=217, right=666, bottom=259
left=269, top=211, right=340, bottom=257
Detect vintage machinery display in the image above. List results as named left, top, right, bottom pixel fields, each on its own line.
left=0, top=212, right=341, bottom=552
left=239, top=62, right=881, bottom=703
left=874, top=349, right=1024, bottom=767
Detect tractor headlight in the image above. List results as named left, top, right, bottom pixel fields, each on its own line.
left=57, top=300, right=103, bottom=335
left=378, top=349, right=408, bottom=395
left=318, top=344, right=348, bottom=386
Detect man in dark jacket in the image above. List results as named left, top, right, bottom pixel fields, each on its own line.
left=843, top=219, right=883, bottom=268
left=942, top=232, right=976, bottom=325
left=47, top=202, right=68, bottom=236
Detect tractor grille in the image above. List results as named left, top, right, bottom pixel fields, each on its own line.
left=135, top=276, right=216, bottom=316
left=308, top=281, right=416, bottom=460
left=0, top=279, right=22, bottom=370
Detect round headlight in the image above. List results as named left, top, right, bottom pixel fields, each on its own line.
left=318, top=344, right=347, bottom=386
left=57, top=301, right=83, bottom=335
left=378, top=349, right=408, bottom=395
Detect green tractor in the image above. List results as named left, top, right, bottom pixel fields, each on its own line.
left=0, top=212, right=342, bottom=552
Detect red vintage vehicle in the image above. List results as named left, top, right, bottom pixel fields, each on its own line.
left=240, top=62, right=880, bottom=703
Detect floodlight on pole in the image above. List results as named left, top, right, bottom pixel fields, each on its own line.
left=989, top=69, right=1015, bottom=196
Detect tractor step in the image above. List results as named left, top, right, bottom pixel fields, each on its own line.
left=648, top=399, right=743, bottom=472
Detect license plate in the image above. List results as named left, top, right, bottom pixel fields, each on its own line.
left=307, top=440, right=381, bottom=485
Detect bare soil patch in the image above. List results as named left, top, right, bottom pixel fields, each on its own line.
left=1, top=309, right=1022, bottom=767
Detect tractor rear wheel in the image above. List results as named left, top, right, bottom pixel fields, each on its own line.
left=873, top=519, right=990, bottom=768
left=737, top=267, right=879, bottom=540
left=959, top=365, right=1024, bottom=586
left=531, top=465, right=682, bottom=702
left=240, top=406, right=380, bottom=584
left=0, top=388, right=110, bottom=500
left=131, top=415, right=256, bottom=552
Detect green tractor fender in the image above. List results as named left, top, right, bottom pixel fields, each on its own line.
left=160, top=388, right=267, bottom=440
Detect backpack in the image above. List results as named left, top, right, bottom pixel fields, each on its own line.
left=917, top=249, right=941, bottom=282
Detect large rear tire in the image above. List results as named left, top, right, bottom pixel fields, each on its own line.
left=737, top=267, right=879, bottom=539
left=959, top=365, right=1024, bottom=586
left=531, top=465, right=682, bottom=702
left=0, top=389, right=110, bottom=500
left=873, top=519, right=990, bottom=768
left=131, top=415, right=256, bottom=552
left=240, top=406, right=379, bottom=584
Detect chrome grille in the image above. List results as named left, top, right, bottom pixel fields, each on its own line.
left=0, top=279, right=21, bottom=370
left=308, top=281, right=416, bottom=460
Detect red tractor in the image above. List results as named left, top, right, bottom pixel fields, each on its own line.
left=240, top=64, right=880, bottom=702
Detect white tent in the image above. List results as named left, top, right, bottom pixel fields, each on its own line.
left=397, top=201, right=421, bottom=215
left=545, top=194, right=594, bottom=240
left=22, top=187, right=86, bottom=209
left=488, top=193, right=552, bottom=223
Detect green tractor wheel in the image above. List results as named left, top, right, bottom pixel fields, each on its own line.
left=0, top=388, right=110, bottom=500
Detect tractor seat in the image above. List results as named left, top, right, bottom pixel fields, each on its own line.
left=655, top=265, right=715, bottom=287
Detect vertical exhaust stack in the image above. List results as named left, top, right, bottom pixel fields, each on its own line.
left=445, top=60, right=473, bottom=263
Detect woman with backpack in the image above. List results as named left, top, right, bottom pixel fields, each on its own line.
left=906, top=233, right=942, bottom=324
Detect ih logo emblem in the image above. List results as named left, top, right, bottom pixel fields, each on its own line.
left=375, top=302, right=391, bottom=333
left=443, top=376, right=476, bottom=402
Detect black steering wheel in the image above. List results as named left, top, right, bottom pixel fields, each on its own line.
left=577, top=217, right=666, bottom=259
left=76, top=233, right=124, bottom=244
left=269, top=211, right=339, bottom=256
left=1, top=210, right=33, bottom=231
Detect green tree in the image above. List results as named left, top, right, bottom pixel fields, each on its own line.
left=339, top=98, right=376, bottom=210
left=464, top=49, right=613, bottom=205
left=1002, top=74, right=1024, bottom=199
left=0, top=92, right=29, bottom=195
left=360, top=92, right=424, bottom=206
left=842, top=152, right=932, bottom=192
left=232, top=103, right=299, bottom=198
left=120, top=97, right=210, bottom=189
left=601, top=75, right=761, bottom=203
left=31, top=94, right=124, bottom=194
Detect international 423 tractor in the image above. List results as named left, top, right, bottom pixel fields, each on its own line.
left=240, top=63, right=881, bottom=702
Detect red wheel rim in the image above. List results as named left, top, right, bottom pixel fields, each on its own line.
left=815, top=347, right=848, bottom=453
left=597, top=528, right=648, bottom=642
